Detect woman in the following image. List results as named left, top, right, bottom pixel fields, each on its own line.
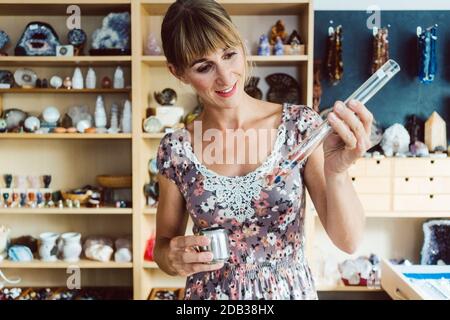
left=154, top=0, right=371, bottom=300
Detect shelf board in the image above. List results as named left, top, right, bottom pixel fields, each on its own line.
left=0, top=88, right=131, bottom=94
left=0, top=207, right=132, bottom=215
left=0, top=133, right=132, bottom=140
left=0, top=1, right=130, bottom=16
left=142, top=0, right=310, bottom=16
left=142, top=133, right=166, bottom=139
left=143, top=207, right=157, bottom=215
left=143, top=261, right=158, bottom=269
left=314, top=211, right=450, bottom=218
left=0, top=56, right=132, bottom=67
left=0, top=259, right=133, bottom=269
left=141, top=55, right=308, bottom=66
left=317, top=285, right=383, bottom=292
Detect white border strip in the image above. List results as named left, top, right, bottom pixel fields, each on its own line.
left=314, top=0, right=450, bottom=11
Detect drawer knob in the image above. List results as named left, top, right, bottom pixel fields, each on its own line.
left=430, top=160, right=435, bottom=164
left=376, top=160, right=381, bottom=165
left=351, top=177, right=356, bottom=181
left=404, top=177, right=409, bottom=182
left=429, top=194, right=434, bottom=199
left=429, top=177, right=434, bottom=182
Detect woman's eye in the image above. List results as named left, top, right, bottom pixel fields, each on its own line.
left=224, top=52, right=237, bottom=60
left=197, top=64, right=212, bottom=73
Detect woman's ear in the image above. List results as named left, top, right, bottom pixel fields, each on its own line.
left=167, top=63, right=189, bottom=85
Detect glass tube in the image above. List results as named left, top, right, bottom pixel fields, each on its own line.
left=281, top=59, right=401, bottom=174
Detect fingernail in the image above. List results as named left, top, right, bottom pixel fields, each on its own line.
left=349, top=99, right=358, bottom=107
left=335, top=103, right=344, bottom=112
left=329, top=112, right=337, bottom=121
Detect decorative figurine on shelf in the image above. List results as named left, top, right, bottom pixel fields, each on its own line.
left=101, top=76, right=112, bottom=89
left=42, top=106, right=60, bottom=128
left=90, top=12, right=131, bottom=55
left=313, top=60, right=322, bottom=113
left=95, top=95, right=107, bottom=133
left=405, top=114, right=423, bottom=146
left=0, top=225, right=10, bottom=261
left=270, top=20, right=288, bottom=45
left=274, top=36, right=284, bottom=55
left=421, top=220, right=450, bottom=265
left=15, top=22, right=61, bottom=56
left=24, top=116, right=40, bottom=133
left=85, top=67, right=96, bottom=89
left=60, top=232, right=82, bottom=262
left=144, top=158, right=159, bottom=206
left=50, top=75, right=63, bottom=89
left=154, top=88, right=177, bottom=106
left=144, top=32, right=162, bottom=56
left=244, top=77, right=263, bottom=100
left=72, top=67, right=84, bottom=89
left=143, top=116, right=163, bottom=133
left=42, top=78, right=48, bottom=88
left=115, top=237, right=132, bottom=263
left=68, top=28, right=87, bottom=56
left=108, top=103, right=120, bottom=134
left=38, top=232, right=60, bottom=262
left=326, top=25, right=344, bottom=86
left=380, top=123, right=410, bottom=157
left=42, top=175, right=51, bottom=189
left=425, top=111, right=447, bottom=152
left=266, top=73, right=300, bottom=105
left=0, top=70, right=14, bottom=88
left=287, top=30, right=302, bottom=47
left=113, top=66, right=125, bottom=89
left=63, top=76, right=72, bottom=89
left=257, top=34, right=270, bottom=56
left=0, top=30, right=10, bottom=56
left=14, top=68, right=37, bottom=88
left=0, top=118, right=7, bottom=132
left=4, top=174, right=13, bottom=188
left=121, top=99, right=132, bottom=133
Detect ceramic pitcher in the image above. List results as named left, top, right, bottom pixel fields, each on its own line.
left=38, top=232, right=60, bottom=262
left=61, top=232, right=82, bottom=262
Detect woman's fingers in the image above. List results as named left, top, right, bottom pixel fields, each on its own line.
left=181, top=251, right=214, bottom=264
left=328, top=109, right=357, bottom=150
left=170, top=235, right=210, bottom=250
left=347, top=99, right=374, bottom=136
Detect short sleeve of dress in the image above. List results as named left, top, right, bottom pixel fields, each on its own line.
left=156, top=132, right=183, bottom=186
left=296, top=105, right=323, bottom=141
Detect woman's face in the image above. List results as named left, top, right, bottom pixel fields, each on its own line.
left=179, top=46, right=246, bottom=111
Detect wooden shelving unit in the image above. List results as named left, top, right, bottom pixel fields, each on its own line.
left=134, top=0, right=315, bottom=300
left=0, top=0, right=134, bottom=296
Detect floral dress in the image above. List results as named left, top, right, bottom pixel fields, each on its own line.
left=156, top=103, right=323, bottom=300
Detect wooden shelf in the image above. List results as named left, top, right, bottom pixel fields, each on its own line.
left=143, top=207, right=157, bottom=215
left=317, top=285, right=383, bottom=292
left=0, top=259, right=132, bottom=269
left=0, top=208, right=132, bottom=215
left=0, top=56, right=132, bottom=67
left=0, top=133, right=132, bottom=139
left=142, top=133, right=166, bottom=139
left=0, top=88, right=131, bottom=94
left=314, top=211, right=450, bottom=218
left=0, top=1, right=130, bottom=16
left=141, top=55, right=308, bottom=66
left=143, top=261, right=158, bottom=269
left=142, top=0, right=310, bottom=16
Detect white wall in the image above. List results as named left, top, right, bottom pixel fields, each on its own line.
left=315, top=0, right=450, bottom=11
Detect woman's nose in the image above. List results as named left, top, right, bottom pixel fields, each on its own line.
left=215, top=64, right=233, bottom=86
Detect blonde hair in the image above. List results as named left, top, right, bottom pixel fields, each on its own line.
left=161, top=0, right=252, bottom=82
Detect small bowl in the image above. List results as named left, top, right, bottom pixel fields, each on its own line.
left=96, top=175, right=132, bottom=188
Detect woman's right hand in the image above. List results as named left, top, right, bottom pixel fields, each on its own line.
left=168, top=235, right=224, bottom=277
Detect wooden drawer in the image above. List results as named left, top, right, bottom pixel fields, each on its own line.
left=359, top=194, right=391, bottom=211
left=394, top=177, right=450, bottom=194
left=348, top=158, right=392, bottom=177
left=393, top=194, right=450, bottom=211
left=394, top=158, right=450, bottom=177
left=381, top=259, right=450, bottom=300
left=352, top=177, right=391, bottom=194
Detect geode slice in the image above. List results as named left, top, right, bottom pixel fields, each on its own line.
left=91, top=12, right=130, bottom=53
left=0, top=30, right=10, bottom=51
left=0, top=70, right=14, bottom=87
left=15, top=21, right=61, bottom=56
left=421, top=220, right=450, bottom=265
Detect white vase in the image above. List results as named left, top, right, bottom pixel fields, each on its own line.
left=72, top=67, right=84, bottom=89
left=113, top=66, right=124, bottom=89
left=121, top=99, right=132, bottom=133
left=95, top=95, right=107, bottom=129
left=0, top=225, right=10, bottom=260
left=61, top=232, right=82, bottom=262
left=108, top=103, right=119, bottom=133
left=39, top=232, right=60, bottom=262
left=85, top=68, right=96, bottom=89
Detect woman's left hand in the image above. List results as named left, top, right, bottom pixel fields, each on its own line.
left=323, top=100, right=373, bottom=176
